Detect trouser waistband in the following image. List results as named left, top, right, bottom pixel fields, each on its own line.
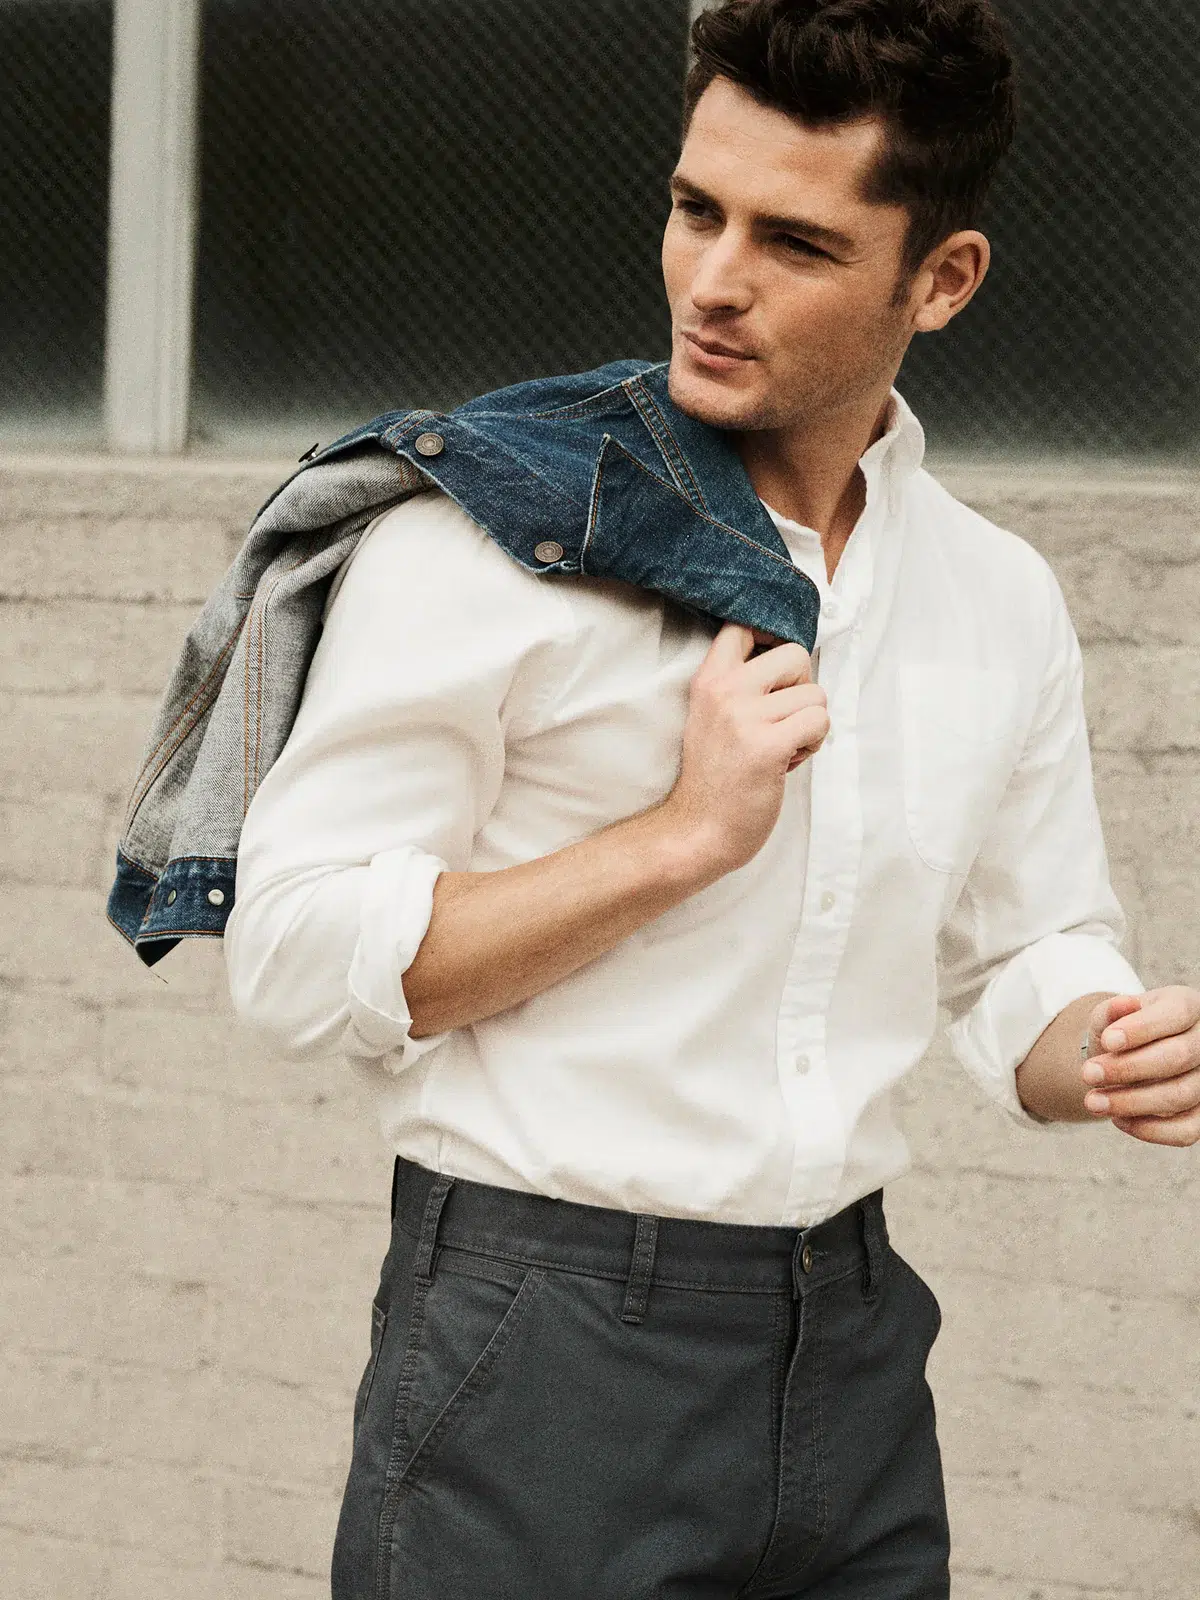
left=389, top=1155, right=890, bottom=1322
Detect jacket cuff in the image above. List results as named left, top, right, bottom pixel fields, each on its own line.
left=344, top=844, right=451, bottom=1069
left=947, top=931, right=1145, bottom=1130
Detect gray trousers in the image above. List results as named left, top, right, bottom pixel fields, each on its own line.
left=331, top=1155, right=950, bottom=1599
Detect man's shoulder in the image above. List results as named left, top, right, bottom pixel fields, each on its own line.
left=909, top=466, right=1062, bottom=598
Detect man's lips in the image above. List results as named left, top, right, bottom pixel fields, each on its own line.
left=682, top=331, right=756, bottom=363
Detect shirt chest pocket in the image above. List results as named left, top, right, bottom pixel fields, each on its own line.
left=898, top=664, right=1023, bottom=876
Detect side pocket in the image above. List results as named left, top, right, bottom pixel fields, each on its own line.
left=352, top=1301, right=389, bottom=1445
left=384, top=1251, right=547, bottom=1498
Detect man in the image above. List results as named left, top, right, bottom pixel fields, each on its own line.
left=226, top=2, right=1200, bottom=1596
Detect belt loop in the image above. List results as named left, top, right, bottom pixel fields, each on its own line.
left=620, top=1213, right=659, bottom=1325
left=414, top=1172, right=455, bottom=1286
left=860, top=1189, right=888, bottom=1301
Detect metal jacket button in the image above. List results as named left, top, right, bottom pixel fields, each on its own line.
left=533, top=540, right=564, bottom=563
left=801, top=1244, right=814, bottom=1273
left=413, top=431, right=444, bottom=456
left=207, top=888, right=226, bottom=906
left=165, top=888, right=177, bottom=905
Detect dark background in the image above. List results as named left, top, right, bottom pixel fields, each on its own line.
left=2, top=0, right=1197, bottom=456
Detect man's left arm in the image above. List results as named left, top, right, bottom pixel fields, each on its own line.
left=937, top=558, right=1199, bottom=1149
left=1017, top=984, right=1200, bottom=1146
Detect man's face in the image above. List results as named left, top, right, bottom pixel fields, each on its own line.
left=662, top=77, right=919, bottom=433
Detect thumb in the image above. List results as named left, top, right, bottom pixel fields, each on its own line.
left=705, top=621, right=756, bottom=668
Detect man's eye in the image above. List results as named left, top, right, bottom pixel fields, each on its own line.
left=781, top=235, right=825, bottom=258
left=677, top=199, right=712, bottom=219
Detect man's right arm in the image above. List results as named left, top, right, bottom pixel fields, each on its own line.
left=404, top=623, right=829, bottom=1039
left=225, top=491, right=827, bottom=1064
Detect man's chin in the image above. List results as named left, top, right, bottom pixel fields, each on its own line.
left=666, top=356, right=767, bottom=431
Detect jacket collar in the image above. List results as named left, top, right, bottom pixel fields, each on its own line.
left=381, top=360, right=823, bottom=653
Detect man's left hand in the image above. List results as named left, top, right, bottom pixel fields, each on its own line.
left=1083, top=987, right=1200, bottom=1146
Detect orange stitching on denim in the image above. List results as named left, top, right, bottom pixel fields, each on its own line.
left=243, top=553, right=310, bottom=815
left=125, top=620, right=246, bottom=830
left=587, top=436, right=799, bottom=571
left=629, top=375, right=709, bottom=513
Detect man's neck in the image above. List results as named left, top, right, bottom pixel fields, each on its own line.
left=732, top=389, right=895, bottom=582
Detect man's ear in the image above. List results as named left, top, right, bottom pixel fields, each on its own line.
left=911, top=230, right=991, bottom=333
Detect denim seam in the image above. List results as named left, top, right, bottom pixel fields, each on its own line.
left=520, top=376, right=639, bottom=419
left=584, top=436, right=802, bottom=569
left=124, top=619, right=246, bottom=832
left=244, top=553, right=309, bottom=814
left=628, top=375, right=709, bottom=513
left=626, top=381, right=691, bottom=500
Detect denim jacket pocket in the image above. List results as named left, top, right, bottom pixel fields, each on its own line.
left=899, top=663, right=1022, bottom=876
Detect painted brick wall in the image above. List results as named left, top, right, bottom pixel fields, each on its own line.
left=1, top=454, right=1197, bottom=1599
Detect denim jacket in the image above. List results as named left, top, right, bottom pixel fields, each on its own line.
left=106, top=357, right=821, bottom=965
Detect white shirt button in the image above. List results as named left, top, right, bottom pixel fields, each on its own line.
left=819, top=890, right=836, bottom=912
left=795, top=1053, right=811, bottom=1074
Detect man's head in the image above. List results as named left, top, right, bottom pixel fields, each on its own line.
left=663, top=0, right=1016, bottom=434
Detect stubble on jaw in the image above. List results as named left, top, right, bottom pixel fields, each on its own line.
left=665, top=293, right=914, bottom=441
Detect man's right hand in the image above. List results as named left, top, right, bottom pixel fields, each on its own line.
left=404, top=621, right=828, bottom=1041
left=661, top=621, right=830, bottom=875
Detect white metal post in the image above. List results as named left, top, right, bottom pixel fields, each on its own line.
left=103, top=0, right=202, bottom=454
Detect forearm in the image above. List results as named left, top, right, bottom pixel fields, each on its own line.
left=1014, top=990, right=1118, bottom=1122
left=405, top=801, right=722, bottom=1038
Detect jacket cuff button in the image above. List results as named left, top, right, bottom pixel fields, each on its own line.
left=534, top=540, right=564, bottom=563
left=413, top=431, right=444, bottom=457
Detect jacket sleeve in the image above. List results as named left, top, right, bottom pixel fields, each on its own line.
left=224, top=489, right=570, bottom=1066
left=936, top=559, right=1144, bottom=1128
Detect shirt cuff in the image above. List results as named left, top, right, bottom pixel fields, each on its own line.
left=946, top=931, right=1145, bottom=1130
left=343, top=843, right=451, bottom=1070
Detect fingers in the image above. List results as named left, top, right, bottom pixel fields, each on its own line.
left=1088, top=992, right=1143, bottom=1045
left=1085, top=1018, right=1200, bottom=1087
left=701, top=624, right=813, bottom=692
left=760, top=682, right=828, bottom=723
left=703, top=622, right=756, bottom=672
left=1109, top=1106, right=1200, bottom=1148
left=768, top=703, right=831, bottom=767
left=1086, top=1064, right=1200, bottom=1120
left=1096, top=986, right=1199, bottom=1055
left=741, top=640, right=813, bottom=692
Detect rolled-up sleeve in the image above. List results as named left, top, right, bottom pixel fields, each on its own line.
left=224, top=489, right=567, bottom=1068
left=937, top=562, right=1144, bottom=1128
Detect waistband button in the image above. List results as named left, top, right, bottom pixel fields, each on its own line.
left=801, top=1243, right=814, bottom=1274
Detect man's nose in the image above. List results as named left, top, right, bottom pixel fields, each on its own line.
left=689, top=236, right=754, bottom=314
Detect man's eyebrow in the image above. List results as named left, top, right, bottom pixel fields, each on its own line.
left=667, top=172, right=856, bottom=253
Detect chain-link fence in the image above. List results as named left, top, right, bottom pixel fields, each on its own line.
left=1, top=0, right=1198, bottom=458
left=903, top=0, right=1200, bottom=457
left=191, top=0, right=689, bottom=442
left=0, top=0, right=112, bottom=441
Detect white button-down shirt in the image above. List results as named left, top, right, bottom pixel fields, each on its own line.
left=226, top=390, right=1144, bottom=1227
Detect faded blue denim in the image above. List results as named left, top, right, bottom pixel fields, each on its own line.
left=106, top=358, right=821, bottom=967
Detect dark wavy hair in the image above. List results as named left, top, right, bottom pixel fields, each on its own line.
left=683, top=0, right=1016, bottom=275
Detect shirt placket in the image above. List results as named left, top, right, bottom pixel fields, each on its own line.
left=773, top=477, right=881, bottom=1226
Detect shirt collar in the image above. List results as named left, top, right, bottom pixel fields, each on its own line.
left=759, top=387, right=924, bottom=648
left=865, top=386, right=926, bottom=515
